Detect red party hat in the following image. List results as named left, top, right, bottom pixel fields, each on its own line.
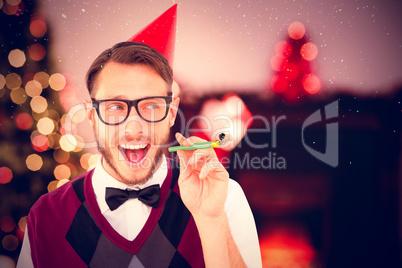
left=128, top=4, right=177, bottom=66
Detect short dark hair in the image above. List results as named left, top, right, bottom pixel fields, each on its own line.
left=86, top=41, right=173, bottom=96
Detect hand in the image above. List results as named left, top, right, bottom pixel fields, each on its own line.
left=175, top=133, right=229, bottom=219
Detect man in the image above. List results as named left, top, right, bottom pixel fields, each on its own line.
left=18, top=6, right=261, bottom=268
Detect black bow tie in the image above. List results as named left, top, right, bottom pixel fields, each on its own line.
left=105, top=185, right=161, bottom=211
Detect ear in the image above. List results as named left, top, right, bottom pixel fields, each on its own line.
left=83, top=99, right=95, bottom=127
left=168, top=97, right=180, bottom=128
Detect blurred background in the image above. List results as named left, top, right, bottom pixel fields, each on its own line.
left=0, top=0, right=401, bottom=267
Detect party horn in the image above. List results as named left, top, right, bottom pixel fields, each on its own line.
left=168, top=133, right=229, bottom=152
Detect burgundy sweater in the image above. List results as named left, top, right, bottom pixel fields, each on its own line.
left=27, top=159, right=205, bottom=267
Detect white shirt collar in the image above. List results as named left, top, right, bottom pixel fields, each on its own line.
left=92, top=155, right=168, bottom=214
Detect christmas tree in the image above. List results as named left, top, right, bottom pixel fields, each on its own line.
left=0, top=0, right=93, bottom=263
left=270, top=21, right=321, bottom=102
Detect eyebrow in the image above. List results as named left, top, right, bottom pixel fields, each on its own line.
left=101, top=94, right=170, bottom=100
left=104, top=95, right=130, bottom=100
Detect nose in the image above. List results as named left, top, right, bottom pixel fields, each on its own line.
left=123, top=108, right=149, bottom=141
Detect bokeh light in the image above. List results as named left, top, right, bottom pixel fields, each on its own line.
left=47, top=109, right=61, bottom=123
left=49, top=73, right=66, bottom=91
left=15, top=112, right=34, bottom=130
left=68, top=105, right=87, bottom=124
left=275, top=41, right=292, bottom=58
left=59, top=134, right=77, bottom=152
left=0, top=216, right=16, bottom=232
left=26, top=154, right=43, bottom=171
left=10, top=87, right=27, bottom=104
left=0, top=254, right=15, bottom=268
left=302, top=74, right=321, bottom=94
left=72, top=135, right=84, bottom=152
left=49, top=132, right=61, bottom=149
left=37, top=117, right=55, bottom=135
left=54, top=149, right=70, bottom=163
left=47, top=180, right=58, bottom=193
left=28, top=44, right=46, bottom=61
left=270, top=54, right=286, bottom=72
left=29, top=19, right=47, bottom=37
left=25, top=80, right=42, bottom=97
left=33, top=71, right=49, bottom=88
left=5, top=73, right=22, bottom=90
left=6, top=0, right=22, bottom=5
left=0, top=74, right=5, bottom=88
left=288, top=21, right=306, bottom=40
left=260, top=227, right=315, bottom=267
left=66, top=162, right=78, bottom=178
left=2, top=2, right=18, bottom=15
left=18, top=216, right=27, bottom=232
left=0, top=167, right=13, bottom=184
left=80, top=153, right=101, bottom=170
left=88, top=154, right=99, bottom=170
left=30, top=96, right=48, bottom=113
left=300, top=42, right=318, bottom=61
left=46, top=134, right=55, bottom=148
left=57, top=179, right=70, bottom=188
left=54, top=164, right=71, bottom=181
left=284, top=63, right=300, bottom=80
left=2, top=235, right=19, bottom=251
left=8, top=49, right=26, bottom=68
left=31, top=134, right=49, bottom=152
left=271, top=75, right=288, bottom=93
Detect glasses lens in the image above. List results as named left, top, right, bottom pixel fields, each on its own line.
left=96, top=97, right=170, bottom=124
left=137, top=97, right=169, bottom=122
left=98, top=100, right=129, bottom=125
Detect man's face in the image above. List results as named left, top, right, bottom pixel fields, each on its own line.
left=88, top=62, right=178, bottom=185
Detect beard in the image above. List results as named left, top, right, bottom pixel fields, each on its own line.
left=94, top=127, right=168, bottom=186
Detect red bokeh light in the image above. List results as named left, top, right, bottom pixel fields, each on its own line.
left=300, top=42, right=318, bottom=61
left=30, top=19, right=47, bottom=38
left=15, top=112, right=33, bottom=130
left=288, top=21, right=306, bottom=40
left=28, top=44, right=46, bottom=61
left=2, top=4, right=18, bottom=15
left=270, top=54, right=287, bottom=72
left=31, top=134, right=49, bottom=152
left=283, top=62, right=300, bottom=81
left=0, top=167, right=13, bottom=184
left=3, top=1, right=25, bottom=16
left=260, top=226, right=316, bottom=267
left=302, top=74, right=321, bottom=94
left=275, top=41, right=293, bottom=58
left=271, top=75, right=288, bottom=93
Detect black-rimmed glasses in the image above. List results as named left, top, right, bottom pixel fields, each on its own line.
left=91, top=93, right=173, bottom=125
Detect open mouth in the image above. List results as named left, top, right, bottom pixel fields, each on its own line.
left=119, top=143, right=150, bottom=165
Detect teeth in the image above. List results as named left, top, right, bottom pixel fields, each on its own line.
left=121, top=144, right=147, bottom=150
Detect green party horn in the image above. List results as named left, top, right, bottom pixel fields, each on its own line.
left=168, top=133, right=228, bottom=152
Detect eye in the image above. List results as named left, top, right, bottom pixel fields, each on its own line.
left=141, top=101, right=163, bottom=110
left=107, top=103, right=125, bottom=112
left=146, top=104, right=159, bottom=110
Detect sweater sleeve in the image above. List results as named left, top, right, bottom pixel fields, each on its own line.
left=225, top=179, right=262, bottom=268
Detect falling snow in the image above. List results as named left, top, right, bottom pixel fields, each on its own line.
left=35, top=0, right=402, bottom=93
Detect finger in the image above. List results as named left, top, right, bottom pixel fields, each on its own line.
left=199, top=157, right=222, bottom=179
left=175, top=132, right=195, bottom=147
left=176, top=133, right=212, bottom=146
left=188, top=149, right=212, bottom=166
left=176, top=149, right=189, bottom=172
